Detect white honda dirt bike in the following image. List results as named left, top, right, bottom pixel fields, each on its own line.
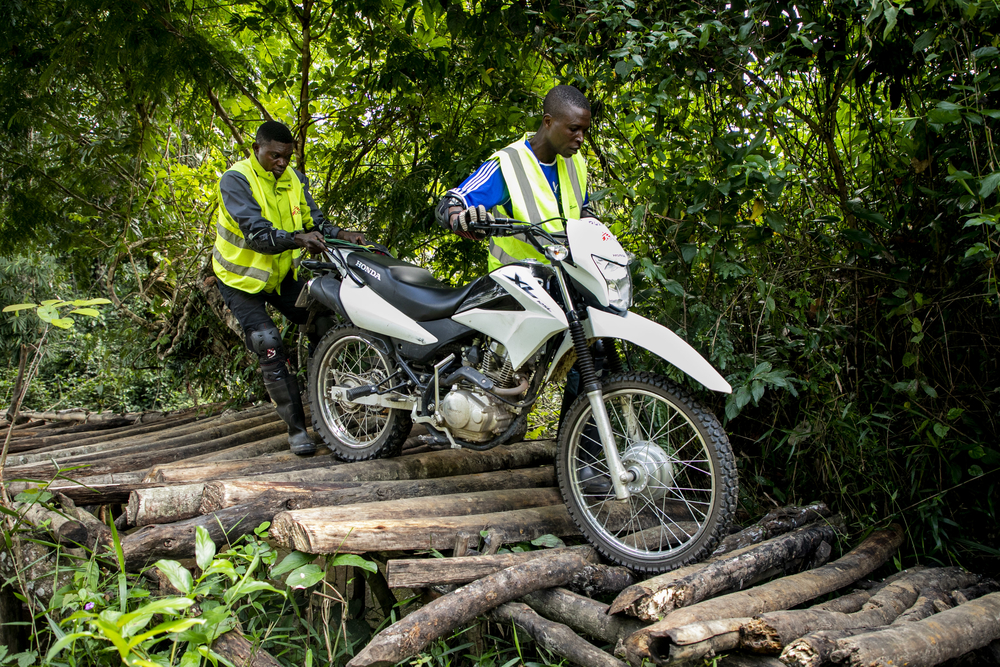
left=295, top=217, right=737, bottom=572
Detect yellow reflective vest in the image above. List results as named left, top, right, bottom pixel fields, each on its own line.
left=488, top=134, right=588, bottom=271
left=213, top=156, right=306, bottom=294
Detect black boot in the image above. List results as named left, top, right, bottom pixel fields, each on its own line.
left=263, top=370, right=315, bottom=456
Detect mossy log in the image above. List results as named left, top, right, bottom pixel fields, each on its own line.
left=492, top=601, right=627, bottom=667
left=610, top=519, right=840, bottom=620
left=741, top=566, right=979, bottom=653
left=201, top=466, right=555, bottom=513
left=622, top=524, right=903, bottom=666
left=387, top=546, right=598, bottom=588
left=346, top=549, right=595, bottom=667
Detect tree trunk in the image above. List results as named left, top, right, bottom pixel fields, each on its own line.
left=8, top=471, right=151, bottom=504
left=346, top=549, right=595, bottom=667
left=826, top=592, right=1000, bottom=667
left=622, top=524, right=903, bottom=666
left=610, top=519, right=840, bottom=619
left=7, top=410, right=208, bottom=455
left=119, top=493, right=289, bottom=569
left=492, top=601, right=628, bottom=667
left=387, top=546, right=598, bottom=588
left=128, top=483, right=207, bottom=526
left=6, top=418, right=287, bottom=478
left=271, top=502, right=578, bottom=554
left=145, top=450, right=339, bottom=483
left=212, top=630, right=283, bottom=667
left=713, top=503, right=832, bottom=556
left=780, top=572, right=991, bottom=667
left=741, top=567, right=979, bottom=653
left=521, top=587, right=647, bottom=648
left=201, top=466, right=556, bottom=513
left=148, top=438, right=556, bottom=485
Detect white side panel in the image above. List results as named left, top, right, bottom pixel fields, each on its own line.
left=452, top=265, right=568, bottom=370
left=544, top=307, right=732, bottom=394
left=339, top=282, right=438, bottom=345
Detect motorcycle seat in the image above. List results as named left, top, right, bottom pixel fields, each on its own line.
left=345, top=252, right=478, bottom=322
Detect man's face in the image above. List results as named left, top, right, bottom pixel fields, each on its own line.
left=545, top=106, right=591, bottom=158
left=253, top=140, right=294, bottom=178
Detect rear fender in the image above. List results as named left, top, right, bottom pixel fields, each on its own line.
left=544, top=307, right=732, bottom=394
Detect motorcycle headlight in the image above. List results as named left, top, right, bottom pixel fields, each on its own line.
left=593, top=256, right=632, bottom=311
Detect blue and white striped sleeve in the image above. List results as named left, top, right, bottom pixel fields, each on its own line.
left=449, top=159, right=511, bottom=211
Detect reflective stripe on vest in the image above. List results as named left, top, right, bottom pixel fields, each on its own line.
left=487, top=137, right=587, bottom=270
left=213, top=158, right=304, bottom=294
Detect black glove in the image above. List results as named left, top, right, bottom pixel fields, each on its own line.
left=451, top=205, right=494, bottom=240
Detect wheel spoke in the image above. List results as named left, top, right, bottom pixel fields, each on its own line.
left=562, top=377, right=734, bottom=571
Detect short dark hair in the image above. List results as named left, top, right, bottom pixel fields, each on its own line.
left=543, top=85, right=590, bottom=117
left=255, top=120, right=295, bottom=145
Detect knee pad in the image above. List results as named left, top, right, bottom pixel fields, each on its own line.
left=249, top=327, right=284, bottom=361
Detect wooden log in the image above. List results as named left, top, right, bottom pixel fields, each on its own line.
left=6, top=418, right=288, bottom=478
left=119, top=493, right=290, bottom=569
left=128, top=483, right=207, bottom=526
left=4, top=406, right=269, bottom=464
left=346, top=549, right=595, bottom=667
left=144, top=451, right=339, bottom=484
left=211, top=630, right=283, bottom=667
left=0, top=533, right=78, bottom=611
left=7, top=411, right=207, bottom=455
left=521, top=587, right=647, bottom=648
left=149, top=438, right=556, bottom=485
left=164, top=432, right=289, bottom=466
left=610, top=520, right=840, bottom=619
left=202, top=466, right=556, bottom=513
left=779, top=572, right=977, bottom=667
left=492, top=601, right=627, bottom=667
left=809, top=566, right=928, bottom=614
left=822, top=591, right=1000, bottom=667
left=283, top=487, right=564, bottom=525
left=387, top=546, right=599, bottom=588
left=9, top=404, right=242, bottom=457
left=717, top=655, right=785, bottom=666
left=622, top=524, right=904, bottom=666
left=14, top=501, right=79, bottom=540
left=7, top=471, right=152, bottom=505
left=741, top=567, right=979, bottom=653
left=713, top=503, right=832, bottom=556
left=569, top=564, right=640, bottom=597
left=272, top=504, right=580, bottom=554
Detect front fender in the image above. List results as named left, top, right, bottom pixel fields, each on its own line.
left=545, top=308, right=732, bottom=394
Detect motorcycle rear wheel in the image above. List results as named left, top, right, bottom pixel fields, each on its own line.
left=556, top=371, right=737, bottom=573
left=308, top=326, right=411, bottom=461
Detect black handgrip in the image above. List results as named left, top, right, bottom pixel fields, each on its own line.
left=301, top=260, right=339, bottom=271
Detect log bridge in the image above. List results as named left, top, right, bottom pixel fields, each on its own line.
left=2, top=403, right=998, bottom=667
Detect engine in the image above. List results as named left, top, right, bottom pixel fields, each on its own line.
left=439, top=388, right=512, bottom=442
left=437, top=340, right=528, bottom=442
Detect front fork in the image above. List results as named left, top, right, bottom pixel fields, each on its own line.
left=568, top=317, right=633, bottom=500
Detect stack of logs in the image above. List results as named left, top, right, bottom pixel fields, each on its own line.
left=350, top=508, right=1000, bottom=667
left=3, top=408, right=1000, bottom=667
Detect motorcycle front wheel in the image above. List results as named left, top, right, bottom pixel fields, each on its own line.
left=308, top=326, right=411, bottom=461
left=556, top=371, right=737, bottom=573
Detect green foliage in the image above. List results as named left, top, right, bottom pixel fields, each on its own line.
left=2, top=501, right=380, bottom=667
left=0, top=0, right=998, bottom=573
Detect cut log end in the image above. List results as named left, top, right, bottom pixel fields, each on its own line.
left=780, top=639, right=823, bottom=667
left=741, top=617, right=783, bottom=653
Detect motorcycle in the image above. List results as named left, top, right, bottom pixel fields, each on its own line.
left=294, top=216, right=737, bottom=573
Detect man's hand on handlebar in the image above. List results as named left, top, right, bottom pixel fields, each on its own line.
left=337, top=230, right=367, bottom=245
left=450, top=205, right=494, bottom=240
left=293, top=230, right=328, bottom=255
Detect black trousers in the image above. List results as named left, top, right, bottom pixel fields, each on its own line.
left=215, top=272, right=310, bottom=355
